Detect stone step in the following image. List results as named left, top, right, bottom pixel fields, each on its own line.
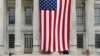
left=10, top=54, right=96, bottom=56
left=3, top=54, right=98, bottom=56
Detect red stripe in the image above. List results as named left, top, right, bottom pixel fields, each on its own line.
left=48, top=11, right=52, bottom=52
left=67, top=0, right=71, bottom=49
left=40, top=10, right=42, bottom=51
left=44, top=10, right=46, bottom=51
left=58, top=0, right=62, bottom=51
left=62, top=0, right=67, bottom=51
left=53, top=11, right=56, bottom=52
left=54, top=11, right=57, bottom=51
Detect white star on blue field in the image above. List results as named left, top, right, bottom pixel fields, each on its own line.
left=40, top=0, right=57, bottom=10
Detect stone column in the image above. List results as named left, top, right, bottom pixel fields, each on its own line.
left=15, top=0, right=22, bottom=55
left=70, top=0, right=77, bottom=54
left=0, top=0, right=6, bottom=55
left=85, top=0, right=95, bottom=53
left=3, top=0, right=7, bottom=55
left=33, top=0, right=40, bottom=54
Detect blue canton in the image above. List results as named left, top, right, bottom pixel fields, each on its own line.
left=40, top=0, right=57, bottom=10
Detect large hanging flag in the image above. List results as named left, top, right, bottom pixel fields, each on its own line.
left=40, top=0, right=71, bottom=52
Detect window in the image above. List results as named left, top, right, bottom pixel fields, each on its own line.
left=76, top=7, right=84, bottom=25
left=24, top=34, right=33, bottom=53
left=9, top=8, right=15, bottom=24
left=9, top=34, right=15, bottom=48
left=95, top=34, right=100, bottom=48
left=77, top=34, right=83, bottom=48
left=95, top=8, right=100, bottom=25
left=25, top=7, right=33, bottom=25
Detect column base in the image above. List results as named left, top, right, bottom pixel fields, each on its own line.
left=0, top=45, right=4, bottom=56
left=70, top=45, right=78, bottom=55
left=14, top=45, right=22, bottom=56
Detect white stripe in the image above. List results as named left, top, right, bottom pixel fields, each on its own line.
left=64, top=0, right=69, bottom=50
left=50, top=11, right=55, bottom=52
left=46, top=10, right=49, bottom=51
left=41, top=10, right=44, bottom=50
left=55, top=0, right=60, bottom=51
left=59, top=0, right=65, bottom=51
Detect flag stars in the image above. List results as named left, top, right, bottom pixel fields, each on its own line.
left=40, top=0, right=57, bottom=10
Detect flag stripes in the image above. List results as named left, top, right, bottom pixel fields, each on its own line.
left=40, top=0, right=71, bottom=52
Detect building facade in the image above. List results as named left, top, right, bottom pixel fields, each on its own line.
left=0, top=0, right=100, bottom=56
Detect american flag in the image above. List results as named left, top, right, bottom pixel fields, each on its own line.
left=40, top=0, right=71, bottom=52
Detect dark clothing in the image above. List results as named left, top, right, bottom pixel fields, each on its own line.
left=63, top=50, right=69, bottom=54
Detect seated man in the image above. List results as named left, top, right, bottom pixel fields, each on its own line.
left=63, top=50, right=69, bottom=54
left=59, top=50, right=69, bottom=54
